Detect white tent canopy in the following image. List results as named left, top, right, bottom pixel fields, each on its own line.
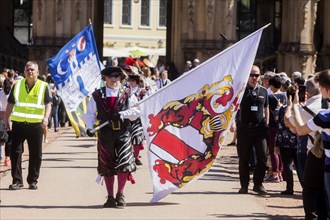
left=103, top=46, right=166, bottom=57
left=103, top=48, right=130, bottom=57
left=149, top=48, right=166, bottom=56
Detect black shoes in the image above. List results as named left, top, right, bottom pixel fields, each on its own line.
left=281, top=190, right=293, bottom=195
left=135, top=159, right=143, bottom=166
left=252, top=185, right=268, bottom=195
left=28, top=183, right=38, bottom=190
left=9, top=182, right=38, bottom=190
left=103, top=196, right=117, bottom=208
left=238, top=186, right=248, bottom=194
left=103, top=193, right=126, bottom=208
left=116, top=193, right=126, bottom=208
left=9, top=183, right=24, bottom=190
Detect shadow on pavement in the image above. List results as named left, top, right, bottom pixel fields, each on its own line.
left=0, top=202, right=180, bottom=209
left=42, top=158, right=97, bottom=162
left=41, top=166, right=96, bottom=169
left=172, top=191, right=239, bottom=195
left=127, top=202, right=179, bottom=207
left=0, top=204, right=102, bottom=209
left=43, top=152, right=95, bottom=155
left=64, top=144, right=95, bottom=148
left=210, top=213, right=270, bottom=219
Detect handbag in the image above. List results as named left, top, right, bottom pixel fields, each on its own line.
left=0, top=130, right=8, bottom=143
left=53, top=94, right=61, bottom=106
left=302, top=105, right=324, bottom=158
left=0, top=119, right=8, bottom=143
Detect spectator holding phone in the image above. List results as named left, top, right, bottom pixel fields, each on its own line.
left=284, top=76, right=306, bottom=182
left=286, top=75, right=327, bottom=219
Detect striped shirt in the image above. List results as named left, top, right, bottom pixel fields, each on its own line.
left=307, top=109, right=330, bottom=172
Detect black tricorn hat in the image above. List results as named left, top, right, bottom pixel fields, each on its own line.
left=128, top=74, right=141, bottom=84
left=128, top=74, right=140, bottom=80
left=101, top=66, right=125, bottom=76
left=101, top=66, right=127, bottom=80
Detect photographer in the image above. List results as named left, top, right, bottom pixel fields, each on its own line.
left=285, top=76, right=327, bottom=219
left=284, top=76, right=306, bottom=182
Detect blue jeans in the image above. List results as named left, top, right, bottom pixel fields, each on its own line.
left=296, top=135, right=308, bottom=184
left=49, top=105, right=59, bottom=131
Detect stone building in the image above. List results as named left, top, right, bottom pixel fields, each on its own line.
left=0, top=0, right=104, bottom=73
left=168, top=0, right=330, bottom=76
left=0, top=0, right=329, bottom=78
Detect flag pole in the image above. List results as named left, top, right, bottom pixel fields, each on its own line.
left=89, top=18, right=92, bottom=25
left=89, top=121, right=109, bottom=134
left=138, top=23, right=271, bottom=106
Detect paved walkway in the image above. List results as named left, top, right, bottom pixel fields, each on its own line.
left=0, top=128, right=300, bottom=219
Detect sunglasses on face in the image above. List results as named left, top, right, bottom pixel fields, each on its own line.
left=250, top=73, right=260, bottom=78
left=108, top=73, right=121, bottom=78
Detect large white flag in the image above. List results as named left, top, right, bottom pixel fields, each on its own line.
left=139, top=26, right=268, bottom=203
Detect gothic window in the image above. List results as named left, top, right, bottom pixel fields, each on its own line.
left=104, top=0, right=113, bottom=25
left=159, top=0, right=167, bottom=27
left=122, top=0, right=132, bottom=26
left=13, top=0, right=32, bottom=44
left=237, top=0, right=256, bottom=40
left=140, top=0, right=150, bottom=26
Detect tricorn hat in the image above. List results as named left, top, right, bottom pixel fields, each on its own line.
left=128, top=72, right=141, bottom=84
left=101, top=66, right=127, bottom=80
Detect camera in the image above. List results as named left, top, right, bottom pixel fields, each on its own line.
left=298, top=85, right=306, bottom=102
left=287, top=86, right=295, bottom=102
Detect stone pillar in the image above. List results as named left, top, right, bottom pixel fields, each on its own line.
left=277, top=0, right=318, bottom=77
left=169, top=0, right=236, bottom=74
left=29, top=0, right=103, bottom=74
left=320, top=0, right=330, bottom=70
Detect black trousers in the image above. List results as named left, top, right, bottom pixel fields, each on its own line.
left=10, top=122, right=43, bottom=185
left=302, top=151, right=328, bottom=220
left=280, top=147, right=298, bottom=192
left=237, top=126, right=268, bottom=187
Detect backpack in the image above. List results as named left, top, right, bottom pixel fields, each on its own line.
left=302, top=105, right=324, bottom=158
left=270, top=93, right=284, bottom=123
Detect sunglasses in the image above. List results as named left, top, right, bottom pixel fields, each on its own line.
left=108, top=73, right=121, bottom=78
left=250, top=73, right=260, bottom=78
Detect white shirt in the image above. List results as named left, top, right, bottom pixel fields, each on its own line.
left=0, top=89, right=7, bottom=112
left=144, top=78, right=158, bottom=94
left=267, top=87, right=273, bottom=95
left=82, top=86, right=140, bottom=129
left=156, top=78, right=171, bottom=89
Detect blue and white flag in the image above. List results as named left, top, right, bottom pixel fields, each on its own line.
left=47, top=25, right=102, bottom=111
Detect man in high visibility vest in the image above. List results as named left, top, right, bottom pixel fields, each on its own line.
left=5, top=61, right=52, bottom=190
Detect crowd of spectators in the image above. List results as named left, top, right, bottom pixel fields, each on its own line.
left=230, top=65, right=330, bottom=219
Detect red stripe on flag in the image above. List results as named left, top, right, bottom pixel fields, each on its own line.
left=152, top=129, right=200, bottom=161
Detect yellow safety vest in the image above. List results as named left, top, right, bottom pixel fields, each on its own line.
left=11, top=79, right=47, bottom=123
